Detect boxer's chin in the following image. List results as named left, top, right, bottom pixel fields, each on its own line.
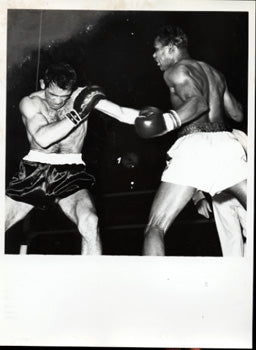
left=50, top=103, right=64, bottom=110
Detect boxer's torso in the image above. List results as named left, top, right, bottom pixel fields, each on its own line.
left=22, top=90, right=88, bottom=154
left=164, top=59, right=227, bottom=127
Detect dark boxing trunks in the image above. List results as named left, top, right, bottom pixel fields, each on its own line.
left=6, top=160, right=95, bottom=209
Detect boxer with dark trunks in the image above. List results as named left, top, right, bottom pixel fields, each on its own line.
left=5, top=62, right=106, bottom=254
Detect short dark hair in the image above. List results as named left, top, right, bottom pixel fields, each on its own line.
left=43, top=62, right=77, bottom=91
left=155, top=25, right=188, bottom=48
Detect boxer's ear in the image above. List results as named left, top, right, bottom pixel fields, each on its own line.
left=168, top=43, right=175, bottom=52
left=39, top=79, right=45, bottom=89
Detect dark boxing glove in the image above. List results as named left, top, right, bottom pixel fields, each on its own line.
left=65, top=85, right=106, bottom=126
left=135, top=106, right=182, bottom=138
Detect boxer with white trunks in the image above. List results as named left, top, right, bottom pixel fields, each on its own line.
left=135, top=25, right=247, bottom=255
left=85, top=25, right=247, bottom=256
left=193, top=129, right=247, bottom=257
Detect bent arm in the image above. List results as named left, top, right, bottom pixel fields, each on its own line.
left=20, top=97, right=74, bottom=148
left=94, top=99, right=139, bottom=125
left=167, top=65, right=209, bottom=124
left=223, top=83, right=243, bottom=122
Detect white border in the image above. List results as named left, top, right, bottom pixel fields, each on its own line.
left=0, top=0, right=255, bottom=348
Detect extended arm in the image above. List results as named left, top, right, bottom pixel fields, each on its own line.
left=135, top=65, right=209, bottom=139
left=95, top=99, right=139, bottom=125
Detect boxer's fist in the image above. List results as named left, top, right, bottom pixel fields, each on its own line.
left=65, top=85, right=106, bottom=126
left=135, top=106, right=182, bottom=138
left=74, top=85, right=106, bottom=118
left=135, top=106, right=167, bottom=138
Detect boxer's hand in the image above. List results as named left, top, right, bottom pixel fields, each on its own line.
left=135, top=107, right=166, bottom=138
left=65, top=85, right=106, bottom=126
left=135, top=106, right=181, bottom=139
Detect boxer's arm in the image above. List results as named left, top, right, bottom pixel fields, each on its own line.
left=166, top=65, right=209, bottom=124
left=20, top=96, right=74, bottom=148
left=223, top=83, right=243, bottom=122
left=94, top=99, right=139, bottom=125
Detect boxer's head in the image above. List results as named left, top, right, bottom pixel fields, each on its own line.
left=154, top=25, right=188, bottom=49
left=40, top=63, right=77, bottom=110
left=153, top=25, right=188, bottom=71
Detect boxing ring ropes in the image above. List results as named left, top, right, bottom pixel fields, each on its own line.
left=18, top=189, right=213, bottom=255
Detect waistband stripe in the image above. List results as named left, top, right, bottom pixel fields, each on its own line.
left=177, top=122, right=231, bottom=138
left=23, top=150, right=85, bottom=165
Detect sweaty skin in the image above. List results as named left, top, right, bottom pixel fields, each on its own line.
left=94, top=48, right=243, bottom=129
left=19, top=85, right=87, bottom=152
left=6, top=82, right=102, bottom=255
left=153, top=40, right=243, bottom=127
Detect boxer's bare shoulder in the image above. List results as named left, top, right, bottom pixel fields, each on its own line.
left=19, top=91, right=47, bottom=119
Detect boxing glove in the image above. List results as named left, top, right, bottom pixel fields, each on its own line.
left=65, top=85, right=106, bottom=126
left=135, top=106, right=181, bottom=138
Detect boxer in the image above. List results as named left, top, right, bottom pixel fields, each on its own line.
left=6, top=62, right=105, bottom=255
left=83, top=25, right=247, bottom=256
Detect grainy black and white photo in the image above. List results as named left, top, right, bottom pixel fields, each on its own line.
left=0, top=0, right=254, bottom=348
left=5, top=7, right=249, bottom=256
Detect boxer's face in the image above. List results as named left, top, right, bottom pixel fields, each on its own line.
left=153, top=39, right=174, bottom=71
left=45, top=82, right=72, bottom=110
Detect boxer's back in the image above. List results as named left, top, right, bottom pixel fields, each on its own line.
left=165, top=59, right=227, bottom=126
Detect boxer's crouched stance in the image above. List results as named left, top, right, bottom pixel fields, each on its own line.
left=5, top=63, right=105, bottom=255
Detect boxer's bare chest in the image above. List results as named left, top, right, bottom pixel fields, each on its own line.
left=40, top=103, right=87, bottom=153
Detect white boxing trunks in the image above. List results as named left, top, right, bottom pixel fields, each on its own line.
left=161, top=131, right=247, bottom=196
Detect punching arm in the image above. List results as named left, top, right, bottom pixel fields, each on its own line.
left=94, top=99, right=139, bottom=125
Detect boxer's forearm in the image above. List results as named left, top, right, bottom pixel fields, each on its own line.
left=33, top=118, right=74, bottom=148
left=95, top=99, right=139, bottom=125
left=223, top=87, right=243, bottom=122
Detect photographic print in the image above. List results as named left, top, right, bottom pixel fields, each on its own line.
left=0, top=0, right=254, bottom=348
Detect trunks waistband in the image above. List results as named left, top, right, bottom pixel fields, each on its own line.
left=22, top=150, right=85, bottom=165
left=177, top=122, right=231, bottom=138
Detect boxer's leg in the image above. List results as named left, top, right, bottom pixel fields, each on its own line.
left=58, top=189, right=101, bottom=255
left=143, top=182, right=196, bottom=256
left=5, top=195, right=34, bottom=231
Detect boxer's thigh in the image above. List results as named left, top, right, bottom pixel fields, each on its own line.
left=5, top=195, right=34, bottom=230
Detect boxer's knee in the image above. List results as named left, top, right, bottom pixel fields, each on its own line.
left=144, top=224, right=165, bottom=240
left=147, top=210, right=176, bottom=235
